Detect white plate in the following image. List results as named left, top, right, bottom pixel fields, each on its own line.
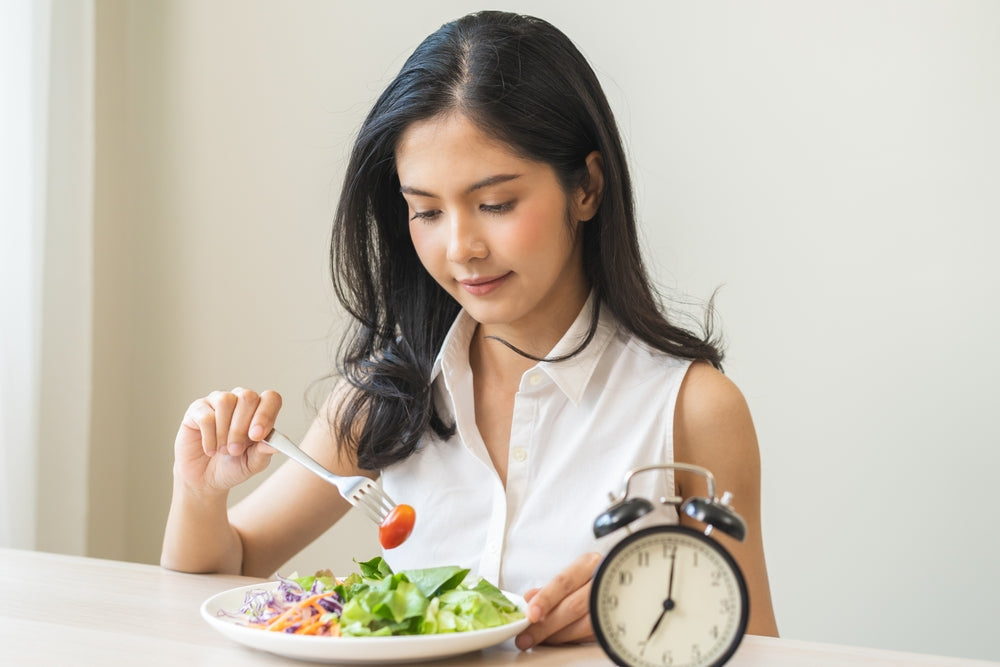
left=201, top=581, right=530, bottom=664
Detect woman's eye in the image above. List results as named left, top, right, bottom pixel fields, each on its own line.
left=410, top=209, right=440, bottom=222
left=481, top=201, right=514, bottom=215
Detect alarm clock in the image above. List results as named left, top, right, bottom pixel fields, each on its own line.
left=589, top=463, right=749, bottom=667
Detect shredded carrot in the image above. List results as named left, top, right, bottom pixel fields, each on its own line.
left=249, top=591, right=341, bottom=636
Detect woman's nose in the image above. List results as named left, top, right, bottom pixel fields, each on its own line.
left=446, top=213, right=488, bottom=263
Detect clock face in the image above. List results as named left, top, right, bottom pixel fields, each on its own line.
left=590, top=525, right=749, bottom=667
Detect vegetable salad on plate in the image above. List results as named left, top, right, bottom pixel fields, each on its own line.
left=231, top=556, right=525, bottom=637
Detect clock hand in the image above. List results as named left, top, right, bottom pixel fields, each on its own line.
left=666, top=545, right=676, bottom=603
left=646, top=547, right=678, bottom=640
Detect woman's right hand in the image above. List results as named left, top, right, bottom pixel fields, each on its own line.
left=173, top=387, right=283, bottom=494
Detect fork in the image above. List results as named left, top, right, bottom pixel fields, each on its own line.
left=262, top=430, right=397, bottom=525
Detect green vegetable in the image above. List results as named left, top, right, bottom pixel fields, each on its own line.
left=299, top=556, right=524, bottom=637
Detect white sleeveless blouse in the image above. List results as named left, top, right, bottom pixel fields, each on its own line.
left=380, top=296, right=692, bottom=597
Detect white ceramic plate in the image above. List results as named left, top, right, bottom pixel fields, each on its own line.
left=201, top=581, right=530, bottom=664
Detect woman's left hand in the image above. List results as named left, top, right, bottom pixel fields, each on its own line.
left=515, top=552, right=602, bottom=650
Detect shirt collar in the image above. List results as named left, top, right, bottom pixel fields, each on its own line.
left=430, top=308, right=477, bottom=383
left=430, top=292, right=618, bottom=406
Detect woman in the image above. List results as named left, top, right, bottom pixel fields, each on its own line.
left=161, top=10, right=779, bottom=648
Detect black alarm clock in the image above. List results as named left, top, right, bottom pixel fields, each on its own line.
left=589, top=463, right=749, bottom=667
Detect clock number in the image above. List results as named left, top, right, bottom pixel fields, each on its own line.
left=614, top=623, right=627, bottom=638
left=618, top=571, right=633, bottom=586
left=691, top=644, right=702, bottom=662
left=603, top=594, right=619, bottom=610
left=710, top=624, right=719, bottom=639
left=662, top=650, right=674, bottom=664
left=720, top=598, right=733, bottom=614
left=692, top=551, right=699, bottom=567
left=711, top=568, right=723, bottom=586
left=637, top=551, right=650, bottom=567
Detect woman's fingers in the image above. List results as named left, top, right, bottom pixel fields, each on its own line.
left=537, top=609, right=594, bottom=645
left=226, top=387, right=260, bottom=455
left=181, top=396, right=222, bottom=457
left=516, top=552, right=601, bottom=649
left=524, top=552, right=601, bottom=623
left=517, top=582, right=594, bottom=648
left=245, top=390, right=282, bottom=464
left=206, top=390, right=238, bottom=456
left=182, top=389, right=282, bottom=458
left=250, top=389, right=282, bottom=444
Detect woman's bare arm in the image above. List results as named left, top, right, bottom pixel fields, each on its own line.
left=674, top=361, right=780, bottom=637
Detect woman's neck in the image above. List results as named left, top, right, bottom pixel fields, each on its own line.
left=469, top=326, right=537, bottom=389
left=468, top=287, right=589, bottom=384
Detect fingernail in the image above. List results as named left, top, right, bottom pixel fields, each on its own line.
left=527, top=604, right=543, bottom=623
left=249, top=424, right=263, bottom=440
left=515, top=633, right=534, bottom=650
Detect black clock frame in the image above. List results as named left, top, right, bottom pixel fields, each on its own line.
left=589, top=524, right=750, bottom=667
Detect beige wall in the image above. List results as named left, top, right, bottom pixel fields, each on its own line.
left=89, top=0, right=384, bottom=571
left=82, top=0, right=1000, bottom=661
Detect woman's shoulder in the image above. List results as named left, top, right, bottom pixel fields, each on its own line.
left=674, top=360, right=760, bottom=476
left=678, top=361, right=749, bottom=422
left=605, top=327, right=694, bottom=382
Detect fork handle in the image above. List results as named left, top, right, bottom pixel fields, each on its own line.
left=263, top=430, right=346, bottom=495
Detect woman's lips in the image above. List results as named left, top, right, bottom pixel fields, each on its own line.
left=459, top=273, right=510, bottom=296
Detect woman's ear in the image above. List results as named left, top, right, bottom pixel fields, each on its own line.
left=572, top=150, right=605, bottom=222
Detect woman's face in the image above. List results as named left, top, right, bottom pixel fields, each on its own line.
left=396, top=113, right=593, bottom=342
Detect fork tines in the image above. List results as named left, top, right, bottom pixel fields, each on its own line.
left=352, top=482, right=396, bottom=524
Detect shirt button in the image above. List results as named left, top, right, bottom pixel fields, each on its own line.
left=528, top=373, right=543, bottom=386
left=512, top=447, right=528, bottom=462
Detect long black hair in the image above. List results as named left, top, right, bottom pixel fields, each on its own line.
left=330, top=11, right=723, bottom=470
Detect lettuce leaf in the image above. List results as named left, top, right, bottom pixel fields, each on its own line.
left=400, top=565, right=470, bottom=598
left=325, top=557, right=524, bottom=637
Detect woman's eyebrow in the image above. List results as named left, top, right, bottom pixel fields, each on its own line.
left=399, top=173, right=522, bottom=197
left=469, top=173, right=521, bottom=191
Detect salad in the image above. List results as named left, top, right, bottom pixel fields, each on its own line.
left=233, top=556, right=524, bottom=637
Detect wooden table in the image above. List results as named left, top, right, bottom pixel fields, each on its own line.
left=1, top=548, right=995, bottom=666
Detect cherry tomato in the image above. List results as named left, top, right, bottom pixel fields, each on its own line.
left=379, top=504, right=416, bottom=549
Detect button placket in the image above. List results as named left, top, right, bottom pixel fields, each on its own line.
left=477, top=479, right=507, bottom=585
